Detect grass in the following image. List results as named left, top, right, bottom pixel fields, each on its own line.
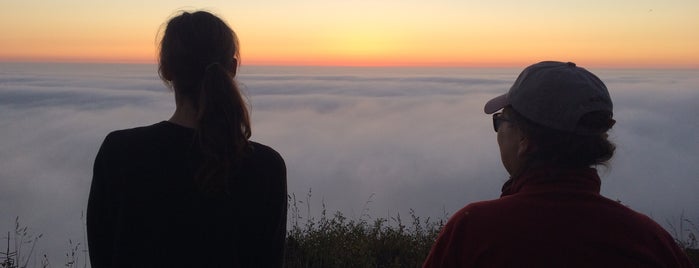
left=284, top=191, right=445, bottom=268
left=667, top=212, right=699, bottom=267
left=668, top=211, right=699, bottom=250
left=1, top=217, right=47, bottom=268
left=1, top=217, right=87, bottom=268
left=2, top=193, right=697, bottom=268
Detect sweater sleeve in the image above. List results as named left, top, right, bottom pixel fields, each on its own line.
left=241, top=145, right=288, bottom=267
left=87, top=133, right=119, bottom=268
left=263, top=150, right=288, bottom=267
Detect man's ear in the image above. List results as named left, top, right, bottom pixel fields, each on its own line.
left=517, top=136, right=535, bottom=158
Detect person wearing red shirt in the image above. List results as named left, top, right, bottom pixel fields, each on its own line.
left=423, top=61, right=693, bottom=267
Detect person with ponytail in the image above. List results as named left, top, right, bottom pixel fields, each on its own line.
left=87, top=11, right=287, bottom=267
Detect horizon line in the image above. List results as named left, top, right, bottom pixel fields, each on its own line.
left=2, top=59, right=698, bottom=70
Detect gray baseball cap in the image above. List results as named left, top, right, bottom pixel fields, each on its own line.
left=484, top=61, right=613, bottom=133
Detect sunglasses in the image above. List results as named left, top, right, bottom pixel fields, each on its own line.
left=492, top=112, right=512, bottom=132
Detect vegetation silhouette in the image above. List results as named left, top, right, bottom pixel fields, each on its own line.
left=3, top=198, right=698, bottom=267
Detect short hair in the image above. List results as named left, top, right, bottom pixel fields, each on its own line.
left=507, top=107, right=616, bottom=168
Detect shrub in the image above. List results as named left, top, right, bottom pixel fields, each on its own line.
left=284, top=191, right=445, bottom=268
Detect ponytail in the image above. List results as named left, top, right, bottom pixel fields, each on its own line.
left=158, top=11, right=250, bottom=194
left=194, top=63, right=251, bottom=193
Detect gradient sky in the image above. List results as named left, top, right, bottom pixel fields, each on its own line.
left=1, top=0, right=698, bottom=67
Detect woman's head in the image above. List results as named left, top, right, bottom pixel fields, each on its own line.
left=159, top=11, right=239, bottom=100
left=504, top=106, right=616, bottom=170
left=485, top=61, right=616, bottom=175
left=158, top=11, right=250, bottom=194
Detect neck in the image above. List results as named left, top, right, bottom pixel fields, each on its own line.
left=168, top=96, right=197, bottom=128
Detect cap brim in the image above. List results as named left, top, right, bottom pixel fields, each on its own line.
left=484, top=93, right=508, bottom=114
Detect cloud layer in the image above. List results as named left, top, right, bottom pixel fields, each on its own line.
left=1, top=63, right=697, bottom=264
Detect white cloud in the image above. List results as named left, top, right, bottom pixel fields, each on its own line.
left=0, top=63, right=697, bottom=264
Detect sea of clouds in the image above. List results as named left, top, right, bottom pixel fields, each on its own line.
left=1, top=62, right=698, bottom=265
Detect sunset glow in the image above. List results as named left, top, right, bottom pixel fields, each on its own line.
left=1, top=0, right=698, bottom=67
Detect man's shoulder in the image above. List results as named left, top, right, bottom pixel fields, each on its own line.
left=460, top=195, right=523, bottom=213
left=445, top=198, right=511, bottom=224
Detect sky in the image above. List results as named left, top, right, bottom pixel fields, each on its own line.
left=0, top=63, right=698, bottom=266
left=1, top=0, right=698, bottom=67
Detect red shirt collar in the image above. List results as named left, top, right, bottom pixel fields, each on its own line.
left=500, top=166, right=602, bottom=197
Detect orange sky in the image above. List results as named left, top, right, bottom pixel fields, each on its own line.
left=1, top=0, right=698, bottom=67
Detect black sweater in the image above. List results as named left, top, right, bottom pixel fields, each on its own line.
left=87, top=121, right=287, bottom=267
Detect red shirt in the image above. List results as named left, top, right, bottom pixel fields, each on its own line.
left=423, top=167, right=692, bottom=267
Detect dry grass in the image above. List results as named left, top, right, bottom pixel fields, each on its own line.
left=284, top=191, right=445, bottom=268
left=3, top=195, right=697, bottom=267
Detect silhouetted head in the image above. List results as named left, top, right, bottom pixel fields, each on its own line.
left=158, top=11, right=250, bottom=194
left=159, top=11, right=240, bottom=102
left=485, top=61, right=616, bottom=176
